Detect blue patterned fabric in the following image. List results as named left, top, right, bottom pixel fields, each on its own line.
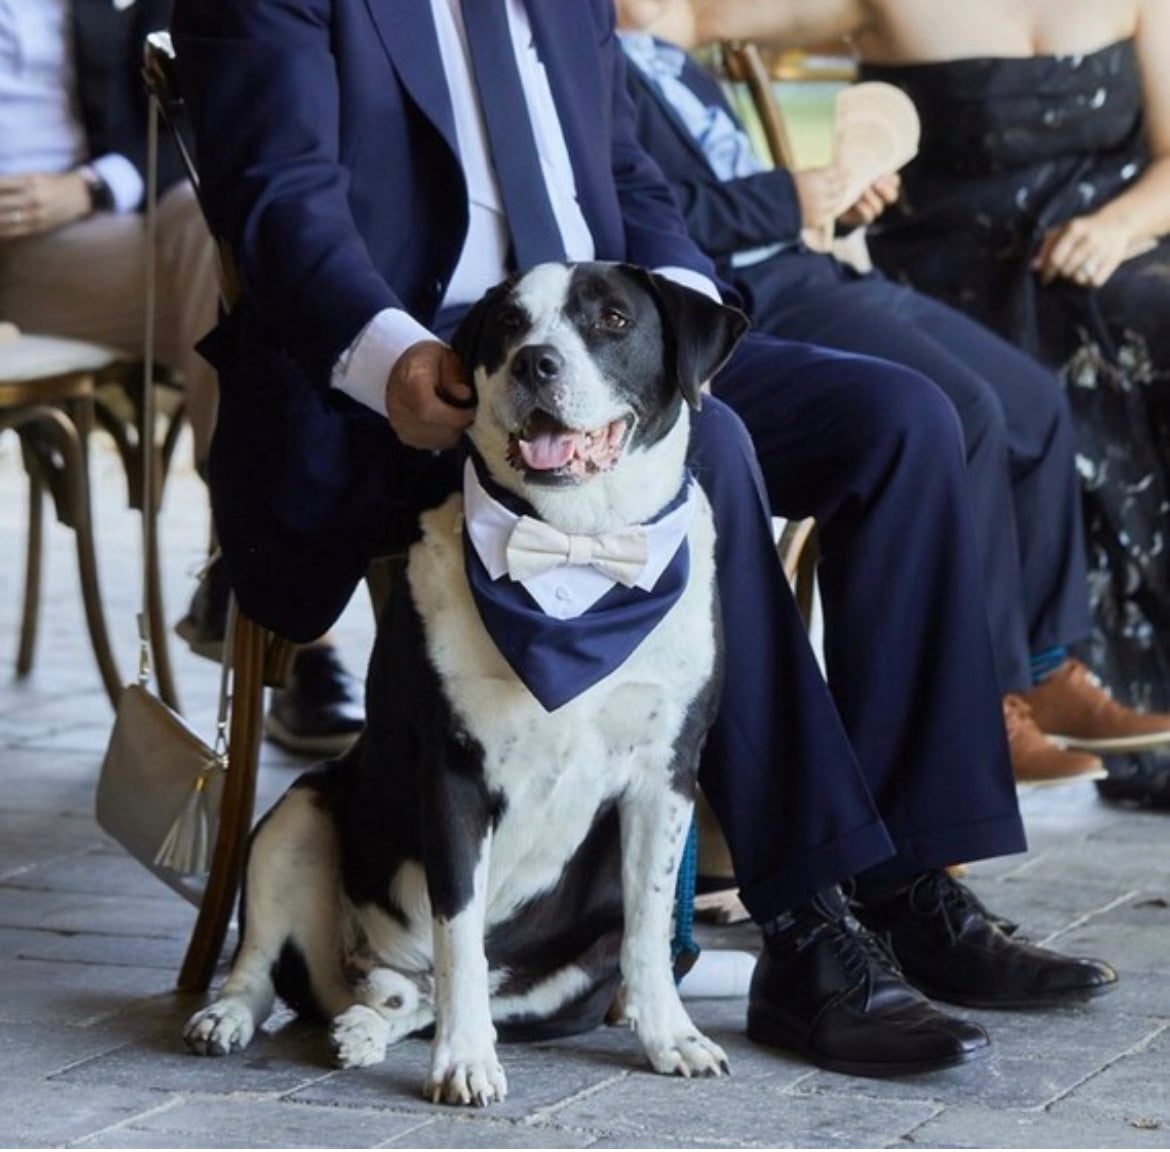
left=620, top=32, right=763, bottom=181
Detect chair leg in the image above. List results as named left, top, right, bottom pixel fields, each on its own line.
left=177, top=613, right=267, bottom=992
left=145, top=459, right=181, bottom=711
left=59, top=404, right=124, bottom=707
left=16, top=456, right=45, bottom=679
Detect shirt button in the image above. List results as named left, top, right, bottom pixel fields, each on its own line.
left=555, top=586, right=571, bottom=602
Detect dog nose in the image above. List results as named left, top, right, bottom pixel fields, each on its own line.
left=512, top=344, right=564, bottom=388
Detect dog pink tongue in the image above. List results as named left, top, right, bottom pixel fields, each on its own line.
left=517, top=430, right=583, bottom=471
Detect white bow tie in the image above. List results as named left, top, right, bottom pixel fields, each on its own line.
left=461, top=459, right=696, bottom=620
left=505, top=517, right=649, bottom=586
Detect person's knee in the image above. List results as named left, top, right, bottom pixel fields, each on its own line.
left=845, top=358, right=967, bottom=461
left=689, top=396, right=771, bottom=524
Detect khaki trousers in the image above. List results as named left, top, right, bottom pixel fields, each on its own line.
left=0, top=181, right=219, bottom=464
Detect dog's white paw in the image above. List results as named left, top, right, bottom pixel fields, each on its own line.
left=641, top=1027, right=730, bottom=1078
left=184, top=1000, right=256, bottom=1057
left=424, top=1046, right=508, bottom=1107
left=330, top=1004, right=390, bottom=1068
left=622, top=988, right=730, bottom=1078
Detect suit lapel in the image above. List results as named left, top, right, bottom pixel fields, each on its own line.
left=362, top=0, right=459, bottom=157
left=626, top=57, right=717, bottom=176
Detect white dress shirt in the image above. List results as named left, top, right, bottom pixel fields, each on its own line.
left=332, top=0, right=718, bottom=417
left=0, top=0, right=143, bottom=210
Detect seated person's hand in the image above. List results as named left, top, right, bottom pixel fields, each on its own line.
left=0, top=172, right=91, bottom=240
left=385, top=340, right=475, bottom=450
left=1032, top=211, right=1133, bottom=289
left=792, top=163, right=855, bottom=230
left=838, top=172, right=901, bottom=230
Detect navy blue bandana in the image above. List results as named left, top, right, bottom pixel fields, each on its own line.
left=463, top=468, right=693, bottom=712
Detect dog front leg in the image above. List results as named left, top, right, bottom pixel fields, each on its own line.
left=424, top=827, right=507, bottom=1106
left=618, top=784, right=729, bottom=1078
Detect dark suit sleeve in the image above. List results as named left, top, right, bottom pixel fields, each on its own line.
left=171, top=0, right=401, bottom=391
left=72, top=0, right=184, bottom=199
left=624, top=60, right=805, bottom=260
left=598, top=8, right=718, bottom=281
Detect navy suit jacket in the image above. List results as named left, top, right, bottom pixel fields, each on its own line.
left=72, top=0, right=183, bottom=199
left=623, top=43, right=870, bottom=342
left=171, top=0, right=718, bottom=638
left=623, top=50, right=804, bottom=269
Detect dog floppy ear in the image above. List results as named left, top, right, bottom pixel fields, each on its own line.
left=448, top=276, right=519, bottom=406
left=622, top=266, right=750, bottom=410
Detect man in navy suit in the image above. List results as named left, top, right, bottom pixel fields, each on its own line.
left=172, top=0, right=1115, bottom=1077
left=614, top=6, right=1170, bottom=787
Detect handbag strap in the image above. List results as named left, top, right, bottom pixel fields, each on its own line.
left=141, top=87, right=233, bottom=767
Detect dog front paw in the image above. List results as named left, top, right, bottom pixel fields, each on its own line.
left=425, top=1046, right=508, bottom=1107
left=641, top=1028, right=730, bottom=1078
left=184, top=1000, right=256, bottom=1056
left=330, top=1004, right=390, bottom=1068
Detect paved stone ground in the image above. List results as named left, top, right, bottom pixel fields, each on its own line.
left=2, top=433, right=1169, bottom=1149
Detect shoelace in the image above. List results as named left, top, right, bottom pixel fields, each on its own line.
left=793, top=904, right=906, bottom=983
left=905, top=870, right=999, bottom=943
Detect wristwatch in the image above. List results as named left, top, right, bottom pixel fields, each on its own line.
left=78, top=164, right=115, bottom=213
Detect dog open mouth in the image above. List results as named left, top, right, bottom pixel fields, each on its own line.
left=507, top=410, right=631, bottom=480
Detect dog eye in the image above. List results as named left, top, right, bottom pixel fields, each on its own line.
left=596, top=308, right=629, bottom=331
left=499, top=307, right=526, bottom=333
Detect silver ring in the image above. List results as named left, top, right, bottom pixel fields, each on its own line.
left=6, top=208, right=22, bottom=226
left=1079, top=259, right=1095, bottom=277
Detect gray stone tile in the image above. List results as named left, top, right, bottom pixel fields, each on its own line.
left=902, top=1102, right=1170, bottom=1149
left=543, top=1073, right=940, bottom=1148
left=73, top=1097, right=429, bottom=1149
left=57, top=1014, right=337, bottom=1096
left=0, top=1074, right=162, bottom=1148
left=381, top=1118, right=593, bottom=1148
left=0, top=955, right=179, bottom=1026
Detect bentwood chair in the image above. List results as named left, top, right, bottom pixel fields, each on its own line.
left=1, top=331, right=125, bottom=705
left=142, top=34, right=399, bottom=991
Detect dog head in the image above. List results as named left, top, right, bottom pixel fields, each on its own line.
left=453, top=262, right=748, bottom=531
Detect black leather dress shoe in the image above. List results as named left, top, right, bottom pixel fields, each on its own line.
left=854, top=870, right=1118, bottom=1010
left=1097, top=759, right=1170, bottom=810
left=174, top=557, right=229, bottom=662
left=265, top=645, right=364, bottom=756
left=747, top=888, right=989, bottom=1077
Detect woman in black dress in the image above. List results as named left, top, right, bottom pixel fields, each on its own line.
left=862, top=33, right=1170, bottom=805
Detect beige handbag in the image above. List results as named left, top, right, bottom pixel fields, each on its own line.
left=96, top=670, right=228, bottom=905
left=95, top=93, right=231, bottom=906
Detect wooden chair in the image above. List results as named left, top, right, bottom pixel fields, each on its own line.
left=140, top=35, right=397, bottom=990
left=1, top=331, right=126, bottom=705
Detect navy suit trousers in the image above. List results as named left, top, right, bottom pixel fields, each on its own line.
left=736, top=254, right=1091, bottom=693
left=707, top=333, right=1026, bottom=916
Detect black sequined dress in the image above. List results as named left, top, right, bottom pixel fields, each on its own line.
left=863, top=40, right=1170, bottom=723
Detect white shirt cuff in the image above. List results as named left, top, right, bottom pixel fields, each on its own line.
left=331, top=307, right=438, bottom=417
left=652, top=265, right=722, bottom=303
left=92, top=154, right=144, bottom=214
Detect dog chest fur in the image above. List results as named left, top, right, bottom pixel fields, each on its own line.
left=407, top=485, right=719, bottom=918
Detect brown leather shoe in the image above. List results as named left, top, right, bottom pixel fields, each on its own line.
left=1004, top=694, right=1106, bottom=786
left=1021, top=659, right=1170, bottom=753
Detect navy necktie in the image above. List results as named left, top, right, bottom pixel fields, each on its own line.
left=460, top=0, right=567, bottom=271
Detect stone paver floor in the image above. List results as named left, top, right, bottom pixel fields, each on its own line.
left=1, top=434, right=1168, bottom=1149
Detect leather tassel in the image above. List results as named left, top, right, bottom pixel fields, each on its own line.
left=153, top=763, right=218, bottom=875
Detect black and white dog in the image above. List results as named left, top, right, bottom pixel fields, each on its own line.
left=184, top=262, right=748, bottom=1106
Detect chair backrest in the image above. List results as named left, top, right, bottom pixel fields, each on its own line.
left=717, top=40, right=798, bottom=171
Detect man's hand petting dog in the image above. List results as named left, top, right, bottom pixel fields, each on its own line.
left=184, top=261, right=746, bottom=1107
left=385, top=340, right=475, bottom=450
